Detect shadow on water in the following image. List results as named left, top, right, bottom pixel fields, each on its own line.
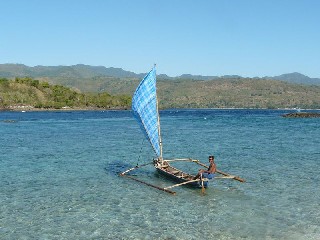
left=104, top=161, right=128, bottom=176
left=1, top=119, right=18, bottom=123
left=104, top=160, right=154, bottom=177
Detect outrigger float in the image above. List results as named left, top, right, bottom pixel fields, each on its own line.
left=120, top=66, right=245, bottom=195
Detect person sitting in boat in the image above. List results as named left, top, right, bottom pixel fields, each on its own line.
left=194, top=155, right=216, bottom=180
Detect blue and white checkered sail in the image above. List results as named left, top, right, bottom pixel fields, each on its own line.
left=132, top=67, right=161, bottom=157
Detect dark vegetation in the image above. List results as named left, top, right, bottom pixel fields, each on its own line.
left=282, top=112, right=320, bottom=118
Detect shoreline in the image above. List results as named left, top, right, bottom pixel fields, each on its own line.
left=0, top=106, right=129, bottom=112
left=1, top=106, right=320, bottom=112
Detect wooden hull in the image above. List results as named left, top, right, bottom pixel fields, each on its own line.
left=155, top=163, right=208, bottom=188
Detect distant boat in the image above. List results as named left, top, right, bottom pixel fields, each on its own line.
left=120, top=65, right=244, bottom=194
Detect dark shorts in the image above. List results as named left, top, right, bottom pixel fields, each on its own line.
left=201, top=173, right=215, bottom=179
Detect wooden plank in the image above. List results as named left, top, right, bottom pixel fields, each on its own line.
left=120, top=174, right=176, bottom=195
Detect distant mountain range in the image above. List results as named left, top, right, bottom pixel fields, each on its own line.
left=0, top=63, right=319, bottom=85
left=268, top=72, right=320, bottom=85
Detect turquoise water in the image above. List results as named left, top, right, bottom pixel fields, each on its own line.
left=0, top=109, right=319, bottom=240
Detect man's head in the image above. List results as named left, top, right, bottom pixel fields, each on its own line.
left=209, top=155, right=214, bottom=162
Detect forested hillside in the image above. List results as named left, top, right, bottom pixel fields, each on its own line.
left=1, top=64, right=320, bottom=110
left=0, top=77, right=131, bottom=110
left=157, top=78, right=320, bottom=109
left=1, top=76, right=320, bottom=110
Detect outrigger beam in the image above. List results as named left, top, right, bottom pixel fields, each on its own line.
left=120, top=174, right=176, bottom=195
left=119, top=162, right=176, bottom=195
left=164, top=179, right=202, bottom=190
left=120, top=162, right=154, bottom=175
left=195, top=161, right=245, bottom=183
left=163, top=158, right=199, bottom=163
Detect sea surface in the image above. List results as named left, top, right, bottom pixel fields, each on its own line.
left=0, top=109, right=319, bottom=240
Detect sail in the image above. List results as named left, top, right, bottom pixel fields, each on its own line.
left=132, top=67, right=161, bottom=157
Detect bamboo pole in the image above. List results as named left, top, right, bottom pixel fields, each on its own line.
left=196, top=161, right=245, bottom=183
left=214, top=176, right=236, bottom=179
left=121, top=174, right=176, bottom=195
left=216, top=169, right=245, bottom=182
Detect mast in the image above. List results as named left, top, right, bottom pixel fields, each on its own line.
left=156, top=93, right=163, bottom=160
left=155, top=64, right=163, bottom=160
